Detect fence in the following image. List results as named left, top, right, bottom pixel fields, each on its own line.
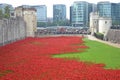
left=0, top=17, right=26, bottom=46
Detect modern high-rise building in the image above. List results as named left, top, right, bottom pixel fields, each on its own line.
left=97, top=1, right=111, bottom=18
left=70, top=6, right=73, bottom=24
left=92, top=4, right=97, bottom=12
left=70, top=1, right=93, bottom=27
left=111, top=3, right=120, bottom=25
left=32, top=5, right=47, bottom=22
left=53, top=4, right=66, bottom=22
left=97, top=1, right=120, bottom=25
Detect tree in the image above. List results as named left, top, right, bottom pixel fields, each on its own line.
left=4, top=6, right=10, bottom=19
left=37, top=22, right=47, bottom=27
left=0, top=9, right=3, bottom=19
left=53, top=20, right=70, bottom=26
left=113, top=20, right=120, bottom=25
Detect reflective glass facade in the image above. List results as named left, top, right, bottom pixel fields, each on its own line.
left=53, top=4, right=66, bottom=22
left=71, top=1, right=93, bottom=27
left=97, top=2, right=111, bottom=17
left=97, top=1, right=120, bottom=25
left=32, top=5, right=47, bottom=22
left=111, top=3, right=120, bottom=25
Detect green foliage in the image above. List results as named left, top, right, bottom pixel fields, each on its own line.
left=37, top=20, right=70, bottom=27
left=54, top=20, right=70, bottom=26
left=94, top=32, right=104, bottom=40
left=37, top=22, right=47, bottom=27
left=53, top=39, right=120, bottom=69
left=4, top=6, right=10, bottom=19
left=112, top=20, right=120, bottom=25
left=0, top=70, right=14, bottom=77
left=0, top=9, right=3, bottom=19
left=4, top=13, right=10, bottom=19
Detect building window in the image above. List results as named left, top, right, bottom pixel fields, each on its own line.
left=105, top=21, right=107, bottom=24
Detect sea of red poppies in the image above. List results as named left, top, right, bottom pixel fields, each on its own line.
left=0, top=36, right=120, bottom=80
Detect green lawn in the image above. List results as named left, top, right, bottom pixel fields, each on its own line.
left=53, top=39, right=120, bottom=69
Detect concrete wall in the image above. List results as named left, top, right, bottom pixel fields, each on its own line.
left=0, top=17, right=26, bottom=46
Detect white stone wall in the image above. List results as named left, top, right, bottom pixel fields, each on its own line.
left=99, top=17, right=112, bottom=36
left=0, top=17, right=26, bottom=46
left=90, top=12, right=99, bottom=35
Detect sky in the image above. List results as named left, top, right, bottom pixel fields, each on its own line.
left=0, top=0, right=119, bottom=19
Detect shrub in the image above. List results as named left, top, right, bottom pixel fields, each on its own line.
left=94, top=32, right=104, bottom=40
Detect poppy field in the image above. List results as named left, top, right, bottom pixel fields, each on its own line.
left=0, top=36, right=120, bottom=80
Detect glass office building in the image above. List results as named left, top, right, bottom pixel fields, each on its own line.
left=97, top=1, right=111, bottom=18
left=97, top=1, right=120, bottom=25
left=70, top=6, right=73, bottom=24
left=70, top=1, right=93, bottom=27
left=32, top=5, right=47, bottom=22
left=53, top=4, right=66, bottom=22
left=111, top=3, right=120, bottom=25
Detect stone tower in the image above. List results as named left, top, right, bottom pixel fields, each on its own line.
left=15, top=6, right=37, bottom=37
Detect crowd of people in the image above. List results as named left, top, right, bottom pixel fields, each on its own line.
left=35, top=26, right=90, bottom=36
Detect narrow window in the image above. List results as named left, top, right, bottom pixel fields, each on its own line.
left=105, top=21, right=107, bottom=24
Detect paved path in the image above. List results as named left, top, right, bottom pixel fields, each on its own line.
left=87, top=35, right=120, bottom=48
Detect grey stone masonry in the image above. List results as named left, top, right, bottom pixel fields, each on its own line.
left=106, top=29, right=120, bottom=44
left=0, top=17, right=26, bottom=46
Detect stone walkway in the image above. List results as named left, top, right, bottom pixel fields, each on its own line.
left=87, top=35, right=120, bottom=48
